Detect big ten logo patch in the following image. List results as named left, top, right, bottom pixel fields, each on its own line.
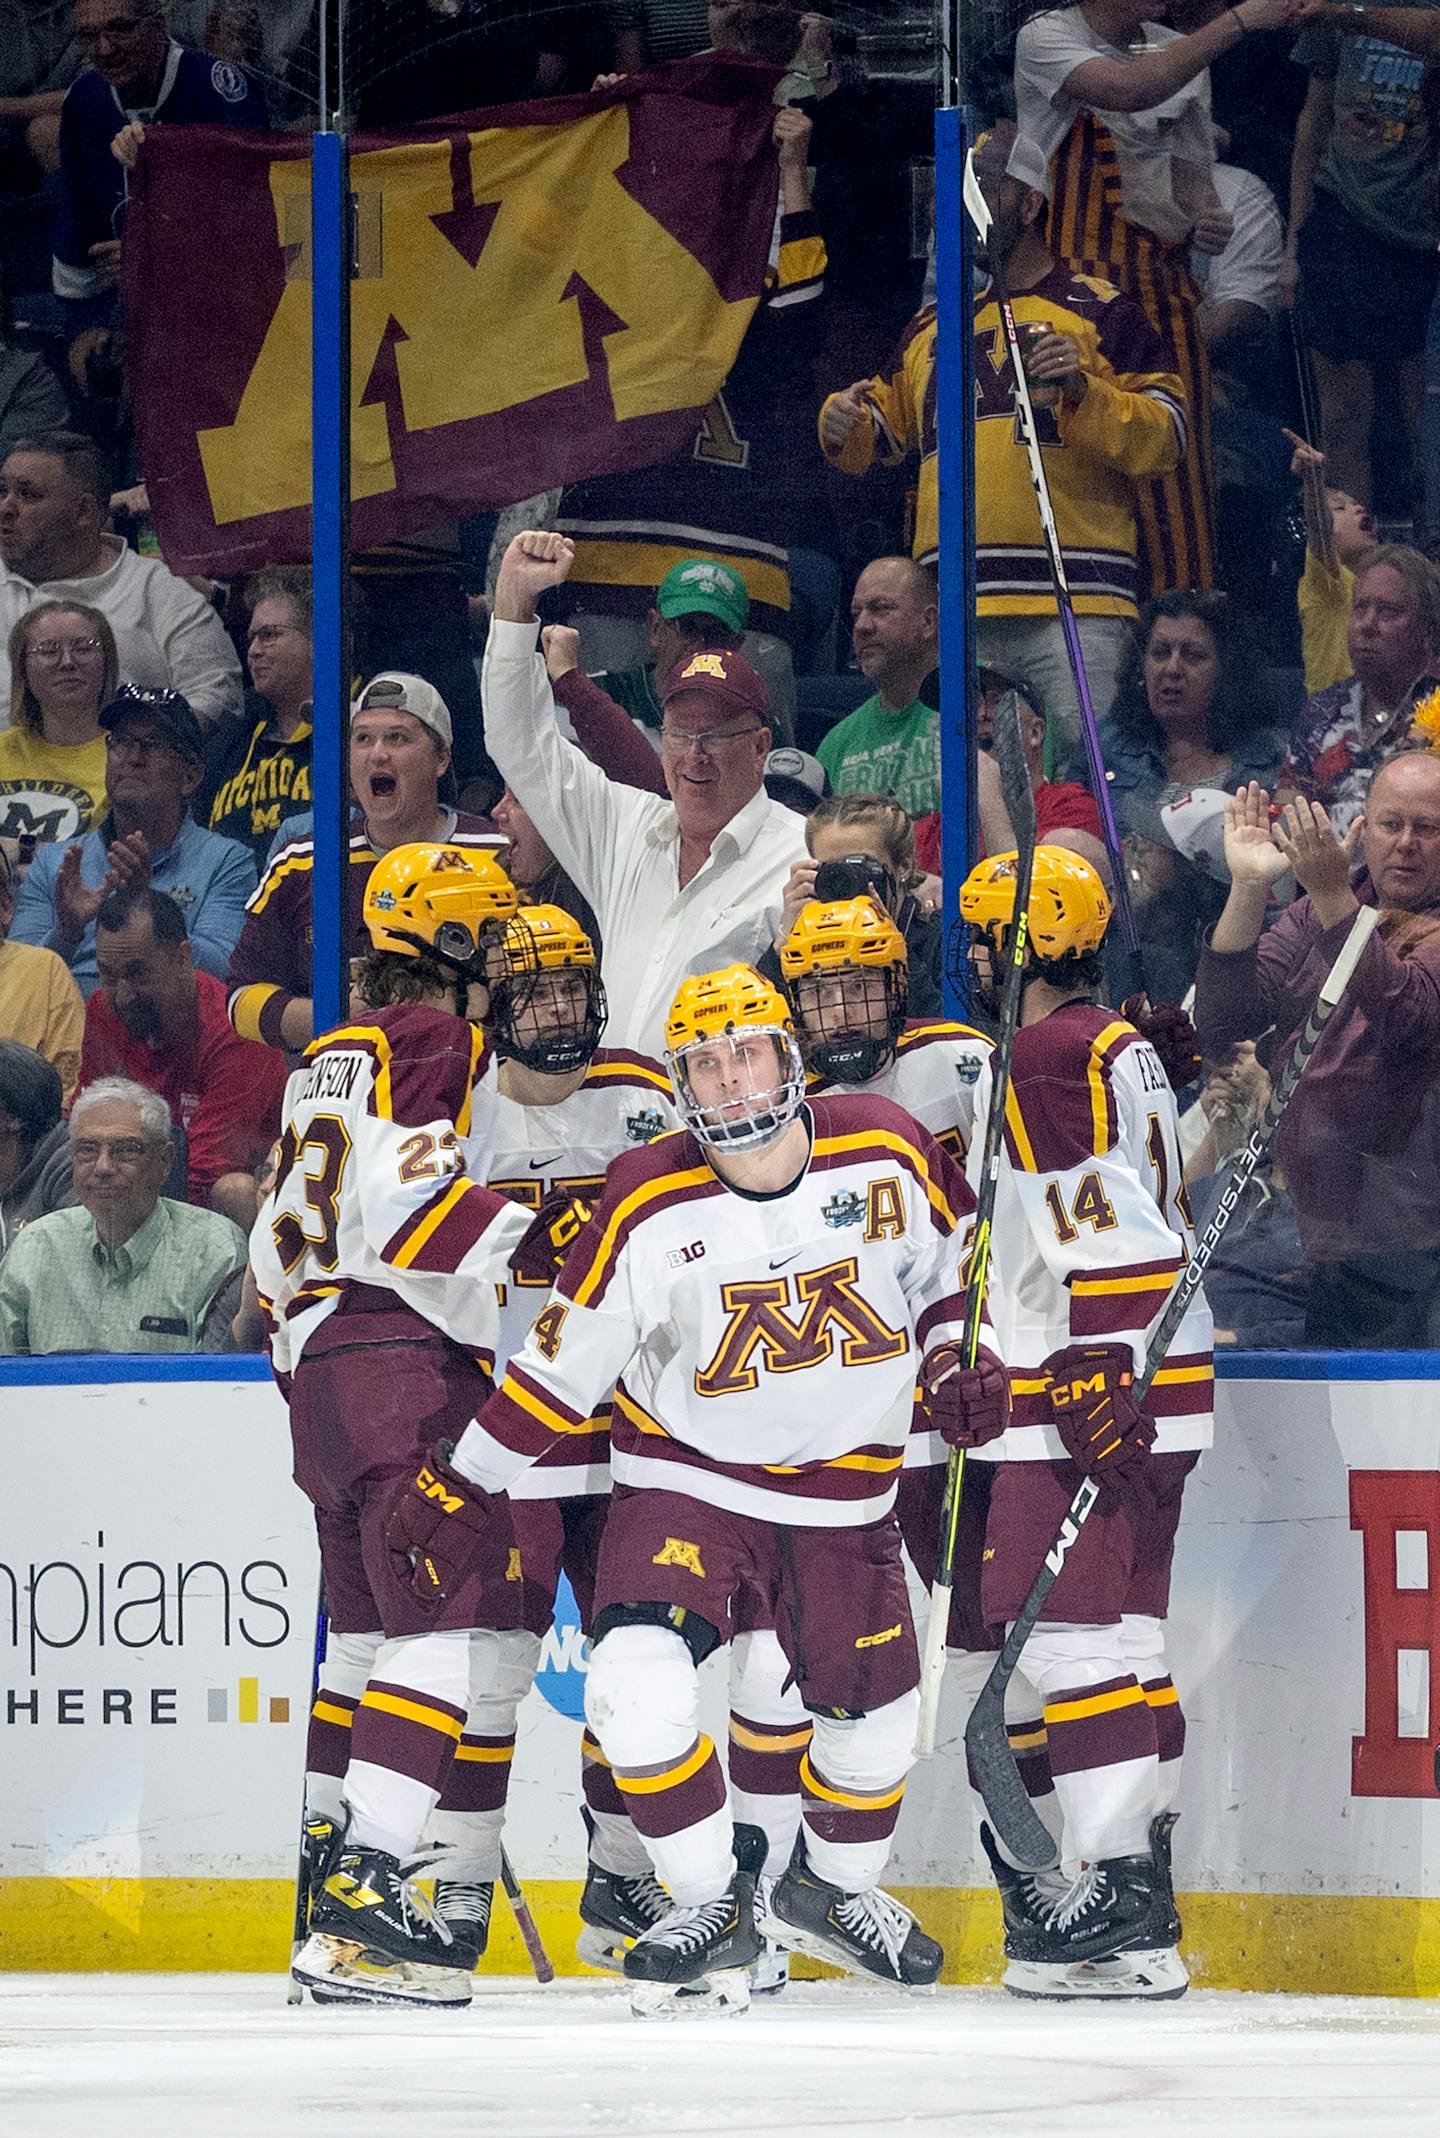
left=535, top=1572, right=588, bottom=1721
left=1350, top=1470, right=1440, bottom=1797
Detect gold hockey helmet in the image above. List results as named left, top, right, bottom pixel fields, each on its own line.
left=959, top=845, right=1111, bottom=961
left=779, top=898, right=909, bottom=1083
left=490, top=903, right=607, bottom=1074
left=664, top=964, right=805, bottom=1151
left=362, top=843, right=517, bottom=969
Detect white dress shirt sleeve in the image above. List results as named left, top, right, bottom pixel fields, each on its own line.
left=481, top=616, right=655, bottom=914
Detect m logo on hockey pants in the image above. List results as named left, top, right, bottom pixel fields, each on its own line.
left=652, top=1538, right=707, bottom=1577
left=694, top=1256, right=907, bottom=1397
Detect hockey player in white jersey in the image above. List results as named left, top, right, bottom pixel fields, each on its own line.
left=401, top=902, right=682, bottom=1980
left=254, top=843, right=561, bottom=2008
left=384, top=963, right=1011, bottom=2016
left=958, top=847, right=1214, bottom=2002
left=707, top=896, right=997, bottom=1937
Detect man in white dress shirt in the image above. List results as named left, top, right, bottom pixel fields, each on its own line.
left=482, top=530, right=807, bottom=1057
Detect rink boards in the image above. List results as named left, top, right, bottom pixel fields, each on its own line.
left=2, top=1354, right=1440, bottom=1993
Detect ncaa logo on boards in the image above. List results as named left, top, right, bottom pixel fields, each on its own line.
left=535, top=1572, right=588, bottom=1720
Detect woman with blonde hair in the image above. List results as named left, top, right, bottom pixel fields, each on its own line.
left=764, top=790, right=944, bottom=1015
left=0, top=601, right=118, bottom=845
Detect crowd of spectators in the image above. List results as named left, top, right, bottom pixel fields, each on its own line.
left=3, top=0, right=1440, bottom=1356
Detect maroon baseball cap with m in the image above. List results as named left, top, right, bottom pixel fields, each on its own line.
left=661, top=647, right=770, bottom=720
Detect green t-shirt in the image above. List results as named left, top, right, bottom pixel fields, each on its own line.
left=815, top=695, right=941, bottom=817
left=593, top=663, right=663, bottom=731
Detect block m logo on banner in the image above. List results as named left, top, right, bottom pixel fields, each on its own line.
left=123, top=59, right=781, bottom=578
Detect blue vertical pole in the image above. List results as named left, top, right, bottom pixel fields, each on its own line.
left=934, top=102, right=978, bottom=1020
left=310, top=120, right=350, bottom=1037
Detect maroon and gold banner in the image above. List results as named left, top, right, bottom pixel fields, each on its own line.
left=125, top=59, right=782, bottom=578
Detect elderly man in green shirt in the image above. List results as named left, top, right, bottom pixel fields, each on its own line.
left=816, top=558, right=940, bottom=817
left=0, top=1075, right=245, bottom=1354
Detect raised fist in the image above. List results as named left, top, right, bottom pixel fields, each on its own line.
left=494, top=531, right=577, bottom=623
left=541, top=624, right=582, bottom=682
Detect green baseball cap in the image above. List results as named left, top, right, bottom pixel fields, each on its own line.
left=655, top=558, right=750, bottom=634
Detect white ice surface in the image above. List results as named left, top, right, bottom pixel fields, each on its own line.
left=3, top=1977, right=1440, bottom=2138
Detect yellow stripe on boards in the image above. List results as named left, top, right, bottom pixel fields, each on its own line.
left=5, top=1880, right=1440, bottom=1992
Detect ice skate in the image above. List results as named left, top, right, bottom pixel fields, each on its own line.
left=978, top=1818, right=1071, bottom=1985
left=623, top=1824, right=766, bottom=2020
left=762, top=1839, right=943, bottom=1988
left=749, top=1879, right=791, bottom=1997
left=290, top=1932, right=474, bottom=2008
left=309, top=1840, right=460, bottom=1967
left=577, top=1859, right=672, bottom=1974
left=1001, top=1839, right=1188, bottom=2002
left=433, top=1876, right=493, bottom=1972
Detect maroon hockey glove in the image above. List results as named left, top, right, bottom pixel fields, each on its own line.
left=508, top=1189, right=594, bottom=1288
left=1042, top=1342, right=1156, bottom=1492
left=920, top=1343, right=1011, bottom=1450
left=384, top=1440, right=503, bottom=1611
left=1121, top=995, right=1201, bottom=1091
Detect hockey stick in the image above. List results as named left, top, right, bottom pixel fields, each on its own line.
left=500, top=1845, right=555, bottom=1984
left=964, top=153, right=1146, bottom=1000
left=915, top=690, right=1038, bottom=1756
left=285, top=1579, right=329, bottom=2005
left=964, top=902, right=1380, bottom=1863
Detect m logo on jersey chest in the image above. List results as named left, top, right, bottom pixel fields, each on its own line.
left=694, top=1255, right=907, bottom=1398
